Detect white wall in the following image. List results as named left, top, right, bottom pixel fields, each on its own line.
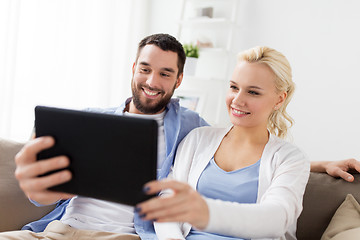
left=0, top=0, right=147, bottom=142
left=148, top=0, right=360, bottom=161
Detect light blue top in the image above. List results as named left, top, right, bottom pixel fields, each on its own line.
left=186, top=157, right=260, bottom=240
left=22, top=97, right=209, bottom=240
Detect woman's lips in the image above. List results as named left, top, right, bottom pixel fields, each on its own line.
left=232, top=107, right=250, bottom=117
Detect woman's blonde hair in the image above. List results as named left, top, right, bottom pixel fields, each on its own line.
left=237, top=46, right=295, bottom=138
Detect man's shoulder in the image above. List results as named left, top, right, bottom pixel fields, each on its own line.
left=176, top=105, right=206, bottom=122
left=178, top=107, right=209, bottom=130
left=178, top=106, right=201, bottom=117
left=166, top=99, right=209, bottom=127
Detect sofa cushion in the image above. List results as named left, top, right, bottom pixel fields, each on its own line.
left=0, top=138, right=55, bottom=232
left=324, top=227, right=360, bottom=240
left=321, top=194, right=360, bottom=240
left=297, top=172, right=360, bottom=240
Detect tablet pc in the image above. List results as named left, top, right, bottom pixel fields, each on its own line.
left=35, top=105, right=158, bottom=206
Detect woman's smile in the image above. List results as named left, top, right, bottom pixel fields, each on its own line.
left=231, top=107, right=251, bottom=117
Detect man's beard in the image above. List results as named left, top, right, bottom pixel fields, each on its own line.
left=131, top=81, right=176, bottom=114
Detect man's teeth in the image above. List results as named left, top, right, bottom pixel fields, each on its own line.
left=233, top=109, right=249, bottom=115
left=144, top=89, right=158, bottom=96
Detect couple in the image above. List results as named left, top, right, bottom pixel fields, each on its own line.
left=3, top=33, right=359, bottom=240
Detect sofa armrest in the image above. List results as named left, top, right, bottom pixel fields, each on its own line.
left=0, top=138, right=55, bottom=232
left=297, top=172, right=360, bottom=240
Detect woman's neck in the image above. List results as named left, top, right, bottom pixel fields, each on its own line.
left=227, top=125, right=269, bottom=146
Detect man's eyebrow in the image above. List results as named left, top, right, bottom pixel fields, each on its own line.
left=162, top=67, right=176, bottom=73
left=138, top=62, right=175, bottom=73
left=139, top=61, right=150, bottom=66
left=139, top=62, right=176, bottom=73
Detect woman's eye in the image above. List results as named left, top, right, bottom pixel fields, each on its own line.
left=230, top=85, right=238, bottom=90
left=249, top=90, right=260, bottom=95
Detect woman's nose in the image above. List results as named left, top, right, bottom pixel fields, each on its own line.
left=232, top=91, right=246, bottom=106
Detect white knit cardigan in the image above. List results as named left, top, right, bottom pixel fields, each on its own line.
left=154, top=126, right=310, bottom=240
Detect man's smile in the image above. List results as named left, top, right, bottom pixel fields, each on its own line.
left=142, top=87, right=162, bottom=99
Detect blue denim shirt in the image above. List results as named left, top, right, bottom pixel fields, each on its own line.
left=22, top=97, right=209, bottom=239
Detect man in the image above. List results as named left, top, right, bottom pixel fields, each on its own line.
left=2, top=33, right=359, bottom=240
left=4, top=33, right=208, bottom=240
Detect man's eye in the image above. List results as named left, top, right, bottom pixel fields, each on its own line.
left=161, top=73, right=170, bottom=77
left=140, top=68, right=150, bottom=73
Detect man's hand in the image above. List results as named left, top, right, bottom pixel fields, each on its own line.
left=15, top=136, right=74, bottom=205
left=311, top=158, right=360, bottom=182
left=136, top=179, right=209, bottom=230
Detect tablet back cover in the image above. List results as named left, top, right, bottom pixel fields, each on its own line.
left=35, top=106, right=157, bottom=206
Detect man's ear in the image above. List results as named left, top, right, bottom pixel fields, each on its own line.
left=132, top=62, right=136, bottom=75
left=175, top=73, right=183, bottom=89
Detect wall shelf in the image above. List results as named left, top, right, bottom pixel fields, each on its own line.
left=179, top=17, right=231, bottom=26
left=176, top=0, right=238, bottom=127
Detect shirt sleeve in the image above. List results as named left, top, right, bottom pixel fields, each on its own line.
left=154, top=222, right=185, bottom=240
left=29, top=198, right=60, bottom=207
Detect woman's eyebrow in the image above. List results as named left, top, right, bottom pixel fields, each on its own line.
left=248, top=86, right=264, bottom=90
left=230, top=81, right=264, bottom=90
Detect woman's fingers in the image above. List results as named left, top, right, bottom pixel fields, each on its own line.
left=138, top=181, right=189, bottom=215
left=137, top=179, right=210, bottom=229
left=143, top=179, right=188, bottom=195
left=141, top=196, right=188, bottom=220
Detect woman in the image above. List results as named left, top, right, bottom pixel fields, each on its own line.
left=136, top=46, right=310, bottom=240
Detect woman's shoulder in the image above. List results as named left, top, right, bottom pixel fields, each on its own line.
left=268, top=134, right=300, bottom=150
left=267, top=134, right=309, bottom=163
left=179, top=126, right=230, bottom=149
left=186, top=126, right=231, bottom=140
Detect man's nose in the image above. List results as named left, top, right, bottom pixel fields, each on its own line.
left=145, top=73, right=160, bottom=88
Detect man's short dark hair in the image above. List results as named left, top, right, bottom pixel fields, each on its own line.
left=136, top=33, right=186, bottom=77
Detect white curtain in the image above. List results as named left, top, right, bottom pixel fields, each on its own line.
left=0, top=0, right=149, bottom=142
